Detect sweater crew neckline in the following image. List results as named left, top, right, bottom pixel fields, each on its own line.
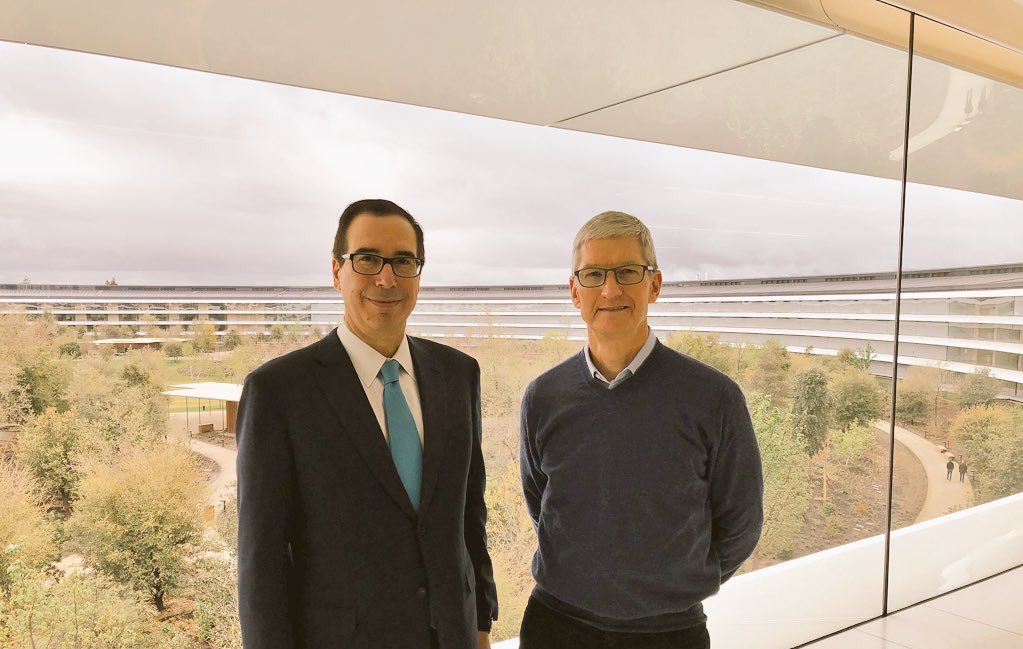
left=579, top=339, right=665, bottom=394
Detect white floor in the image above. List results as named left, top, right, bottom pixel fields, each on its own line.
left=803, top=565, right=1023, bottom=649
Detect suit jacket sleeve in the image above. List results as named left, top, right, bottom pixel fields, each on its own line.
left=236, top=370, right=296, bottom=649
left=463, top=359, right=499, bottom=631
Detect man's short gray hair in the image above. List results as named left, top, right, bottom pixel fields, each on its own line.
left=572, top=211, right=658, bottom=271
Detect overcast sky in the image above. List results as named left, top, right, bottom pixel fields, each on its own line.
left=2, top=40, right=1021, bottom=287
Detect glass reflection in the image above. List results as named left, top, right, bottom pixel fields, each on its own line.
left=889, top=16, right=1023, bottom=612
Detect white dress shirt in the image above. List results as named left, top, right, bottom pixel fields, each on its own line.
left=584, top=328, right=658, bottom=389
left=337, top=322, right=424, bottom=446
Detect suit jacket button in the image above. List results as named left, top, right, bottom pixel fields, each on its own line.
left=416, top=586, right=428, bottom=599
left=418, top=526, right=427, bottom=538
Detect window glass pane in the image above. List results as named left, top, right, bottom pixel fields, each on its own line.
left=0, top=5, right=916, bottom=647
left=889, top=16, right=1023, bottom=612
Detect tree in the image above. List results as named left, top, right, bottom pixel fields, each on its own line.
left=92, top=386, right=169, bottom=454
left=0, top=385, right=31, bottom=426
left=67, top=359, right=168, bottom=454
left=537, top=331, right=575, bottom=367
left=746, top=392, right=810, bottom=566
left=859, top=344, right=878, bottom=369
left=97, top=324, right=124, bottom=340
left=832, top=368, right=886, bottom=431
left=192, top=323, right=218, bottom=353
left=224, top=344, right=262, bottom=383
left=0, top=342, right=33, bottom=424
left=835, top=344, right=876, bottom=372
left=139, top=313, right=159, bottom=334
left=285, top=324, right=305, bottom=344
left=830, top=423, right=876, bottom=468
left=792, top=368, right=832, bottom=456
left=223, top=330, right=244, bottom=351
left=957, top=367, right=1001, bottom=407
left=899, top=366, right=941, bottom=415
left=121, top=362, right=150, bottom=387
left=194, top=555, right=243, bottom=649
left=899, top=364, right=954, bottom=432
left=0, top=461, right=57, bottom=595
left=483, top=462, right=538, bottom=641
left=666, top=332, right=733, bottom=377
left=895, top=388, right=929, bottom=425
left=948, top=404, right=1006, bottom=469
left=973, top=407, right=1023, bottom=500
left=834, top=348, right=858, bottom=369
left=0, top=561, right=190, bottom=648
left=16, top=352, right=71, bottom=414
left=58, top=341, right=82, bottom=359
left=68, top=444, right=205, bottom=610
left=950, top=404, right=1023, bottom=501
left=16, top=408, right=91, bottom=511
left=194, top=494, right=242, bottom=649
left=163, top=342, right=184, bottom=358
left=745, top=339, right=791, bottom=405
left=474, top=338, right=531, bottom=419
left=267, top=324, right=285, bottom=341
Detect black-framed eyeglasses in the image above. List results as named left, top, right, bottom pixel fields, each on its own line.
left=340, top=253, right=424, bottom=278
left=573, top=264, right=654, bottom=288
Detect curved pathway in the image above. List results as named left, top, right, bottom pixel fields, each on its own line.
left=873, top=421, right=973, bottom=524
left=168, top=412, right=237, bottom=510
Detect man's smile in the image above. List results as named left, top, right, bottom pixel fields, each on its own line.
left=363, top=289, right=404, bottom=309
left=367, top=296, right=402, bottom=307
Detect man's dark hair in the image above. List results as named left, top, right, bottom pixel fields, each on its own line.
left=332, top=199, right=425, bottom=261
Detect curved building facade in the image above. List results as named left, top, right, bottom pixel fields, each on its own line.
left=3, top=261, right=1021, bottom=393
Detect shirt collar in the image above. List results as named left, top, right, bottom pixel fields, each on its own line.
left=336, top=321, right=416, bottom=388
left=584, top=328, right=657, bottom=384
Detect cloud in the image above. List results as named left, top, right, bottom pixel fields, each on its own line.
left=2, top=41, right=1022, bottom=287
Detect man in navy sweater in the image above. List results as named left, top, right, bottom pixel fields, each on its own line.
left=519, top=211, right=764, bottom=649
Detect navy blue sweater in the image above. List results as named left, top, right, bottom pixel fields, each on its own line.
left=520, top=341, right=763, bottom=632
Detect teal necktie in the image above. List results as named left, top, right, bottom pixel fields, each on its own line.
left=379, top=359, right=422, bottom=511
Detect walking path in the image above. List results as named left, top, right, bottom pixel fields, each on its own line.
left=873, top=421, right=973, bottom=524
left=167, top=410, right=971, bottom=524
left=169, top=412, right=237, bottom=510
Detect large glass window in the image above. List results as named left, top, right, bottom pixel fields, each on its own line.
left=2, top=5, right=1022, bottom=649
left=889, top=16, right=1023, bottom=612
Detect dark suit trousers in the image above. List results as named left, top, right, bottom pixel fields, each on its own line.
left=519, top=595, right=710, bottom=649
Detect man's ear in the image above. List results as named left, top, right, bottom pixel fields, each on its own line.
left=648, top=269, right=662, bottom=304
left=569, top=276, right=582, bottom=309
left=331, top=258, right=343, bottom=291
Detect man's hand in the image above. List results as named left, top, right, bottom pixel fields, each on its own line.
left=477, top=630, right=491, bottom=649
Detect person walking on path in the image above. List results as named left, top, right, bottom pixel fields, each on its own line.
left=946, top=458, right=955, bottom=481
left=959, top=462, right=968, bottom=483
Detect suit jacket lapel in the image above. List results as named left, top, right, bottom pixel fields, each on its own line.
left=310, top=331, right=417, bottom=520
left=410, top=337, right=447, bottom=518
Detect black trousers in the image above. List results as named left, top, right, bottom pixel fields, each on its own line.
left=518, top=595, right=711, bottom=649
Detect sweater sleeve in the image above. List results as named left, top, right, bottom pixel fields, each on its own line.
left=519, top=383, right=547, bottom=527
left=708, top=383, right=764, bottom=583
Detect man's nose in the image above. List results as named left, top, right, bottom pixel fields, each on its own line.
left=601, top=273, right=623, bottom=298
left=375, top=263, right=398, bottom=288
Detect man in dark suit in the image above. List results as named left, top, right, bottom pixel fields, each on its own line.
left=237, top=199, right=498, bottom=649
